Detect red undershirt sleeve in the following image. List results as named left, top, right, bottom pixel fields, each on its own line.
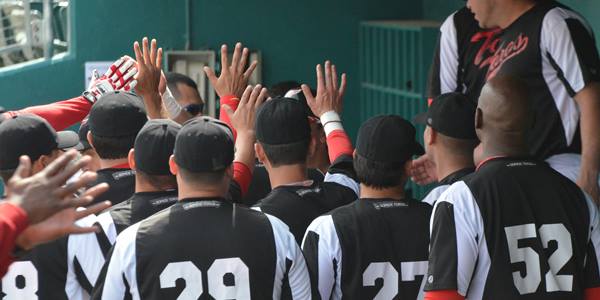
left=0, top=202, right=29, bottom=277
left=424, top=290, right=465, bottom=300
left=2, top=96, right=92, bottom=131
left=233, top=161, right=252, bottom=196
left=325, top=129, right=354, bottom=163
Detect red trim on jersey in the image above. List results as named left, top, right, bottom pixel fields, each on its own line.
left=0, top=203, right=29, bottom=277
left=326, top=129, right=354, bottom=163
left=424, top=290, right=465, bottom=300
left=475, top=155, right=507, bottom=171
left=109, top=162, right=131, bottom=169
left=219, top=95, right=239, bottom=140
left=233, top=161, right=252, bottom=196
left=428, top=98, right=434, bottom=106
left=585, top=287, right=600, bottom=300
left=2, top=96, right=92, bottom=131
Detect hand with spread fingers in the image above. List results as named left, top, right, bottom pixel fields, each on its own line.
left=204, top=42, right=258, bottom=98
left=302, top=60, right=347, bottom=118
left=410, top=155, right=438, bottom=186
left=5, top=150, right=113, bottom=249
left=83, top=56, right=138, bottom=103
left=224, top=84, right=268, bottom=169
left=133, top=37, right=165, bottom=119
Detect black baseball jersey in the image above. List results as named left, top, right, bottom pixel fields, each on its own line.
left=427, top=7, right=500, bottom=104
left=243, top=162, right=325, bottom=207
left=421, top=167, right=473, bottom=206
left=425, top=157, right=600, bottom=299
left=92, top=198, right=312, bottom=299
left=89, top=168, right=136, bottom=205
left=302, top=198, right=432, bottom=300
left=254, top=155, right=359, bottom=244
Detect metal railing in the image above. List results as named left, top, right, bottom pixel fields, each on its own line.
left=0, top=0, right=68, bottom=67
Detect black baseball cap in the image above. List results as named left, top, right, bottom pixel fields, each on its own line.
left=413, top=92, right=477, bottom=139
left=134, top=119, right=181, bottom=175
left=88, top=91, right=147, bottom=138
left=174, top=117, right=234, bottom=172
left=256, top=97, right=311, bottom=145
left=356, top=115, right=424, bottom=166
left=0, top=114, right=80, bottom=170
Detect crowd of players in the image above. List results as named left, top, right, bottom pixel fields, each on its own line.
left=0, top=0, right=600, bottom=299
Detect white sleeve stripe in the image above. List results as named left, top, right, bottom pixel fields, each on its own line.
left=265, top=214, right=312, bottom=299
left=324, top=172, right=359, bottom=196
left=100, top=222, right=141, bottom=300
left=439, top=12, right=459, bottom=94
left=304, top=215, right=343, bottom=299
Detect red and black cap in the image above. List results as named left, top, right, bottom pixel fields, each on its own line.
left=255, top=97, right=311, bottom=145
left=0, top=114, right=80, bottom=170
left=174, top=116, right=234, bottom=172
left=135, top=119, right=181, bottom=176
left=356, top=115, right=424, bottom=166
left=413, top=92, right=477, bottom=140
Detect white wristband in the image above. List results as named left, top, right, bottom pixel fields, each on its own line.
left=162, top=87, right=183, bottom=119
left=320, top=111, right=344, bottom=136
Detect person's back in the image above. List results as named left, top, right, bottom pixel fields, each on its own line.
left=307, top=198, right=431, bottom=299
left=96, top=198, right=307, bottom=299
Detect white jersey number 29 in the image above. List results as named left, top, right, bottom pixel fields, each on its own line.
left=2, top=261, right=38, bottom=300
left=504, top=223, right=573, bottom=295
left=159, top=258, right=250, bottom=299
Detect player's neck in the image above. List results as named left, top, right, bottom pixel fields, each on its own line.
left=135, top=177, right=177, bottom=193
left=480, top=140, right=528, bottom=161
left=176, top=179, right=229, bottom=200
left=267, top=163, right=308, bottom=189
left=360, top=184, right=406, bottom=201
left=497, top=0, right=537, bottom=29
left=434, top=151, right=474, bottom=181
left=98, top=158, right=129, bottom=170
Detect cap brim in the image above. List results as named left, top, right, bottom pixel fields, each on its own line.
left=56, top=131, right=81, bottom=150
left=412, top=112, right=428, bottom=125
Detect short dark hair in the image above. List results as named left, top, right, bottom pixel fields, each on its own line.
left=166, top=72, right=199, bottom=100
left=178, top=166, right=228, bottom=186
left=136, top=170, right=177, bottom=189
left=260, top=140, right=309, bottom=167
left=268, top=81, right=300, bottom=98
left=437, top=133, right=478, bottom=157
left=354, top=154, right=407, bottom=189
left=90, top=133, right=136, bottom=160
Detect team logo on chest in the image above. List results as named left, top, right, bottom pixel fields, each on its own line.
left=486, top=33, right=529, bottom=79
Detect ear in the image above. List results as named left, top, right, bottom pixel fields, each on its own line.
left=352, top=149, right=356, bottom=159
left=403, top=159, right=413, bottom=177
left=255, top=143, right=266, bottom=164
left=169, top=155, right=178, bottom=175
left=87, top=131, right=95, bottom=150
left=307, top=135, right=317, bottom=159
left=128, top=149, right=136, bottom=170
left=425, top=126, right=436, bottom=146
left=475, top=107, right=483, bottom=130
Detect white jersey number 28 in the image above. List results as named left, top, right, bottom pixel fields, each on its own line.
left=505, top=223, right=573, bottom=295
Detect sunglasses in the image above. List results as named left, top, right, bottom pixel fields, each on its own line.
left=183, top=103, right=204, bottom=116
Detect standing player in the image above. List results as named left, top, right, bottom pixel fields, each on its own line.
left=424, top=76, right=600, bottom=300
left=92, top=86, right=311, bottom=299
left=253, top=61, right=358, bottom=244
left=414, top=93, right=478, bottom=205
left=430, top=0, right=600, bottom=202
left=302, top=114, right=431, bottom=300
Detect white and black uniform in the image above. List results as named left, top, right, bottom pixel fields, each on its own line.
left=425, top=157, right=600, bottom=299
left=427, top=7, right=499, bottom=104
left=422, top=167, right=473, bottom=206
left=254, top=156, right=359, bottom=244
left=91, top=198, right=312, bottom=299
left=0, top=190, right=180, bottom=300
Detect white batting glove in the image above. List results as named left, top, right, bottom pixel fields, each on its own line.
left=83, top=56, right=138, bottom=103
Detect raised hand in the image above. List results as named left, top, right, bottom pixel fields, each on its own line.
left=83, top=56, right=138, bottom=103
left=6, top=150, right=103, bottom=224
left=133, top=37, right=165, bottom=119
left=410, top=155, right=438, bottom=186
left=204, top=42, right=258, bottom=98
left=224, top=84, right=268, bottom=137
left=301, top=60, right=347, bottom=117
